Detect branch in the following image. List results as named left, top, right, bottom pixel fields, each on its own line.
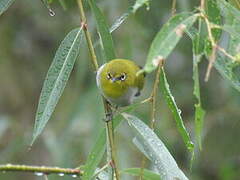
left=0, top=164, right=82, bottom=177
left=139, top=58, right=164, bottom=180
left=76, top=0, right=119, bottom=179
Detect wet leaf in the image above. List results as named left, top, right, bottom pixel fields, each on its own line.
left=88, top=0, right=115, bottom=61
left=31, top=28, right=83, bottom=145
left=123, top=113, right=188, bottom=180
left=0, top=0, right=15, bottom=16
left=159, top=68, right=194, bottom=152
left=142, top=12, right=198, bottom=73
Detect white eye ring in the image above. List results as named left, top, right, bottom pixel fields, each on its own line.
left=107, top=73, right=112, bottom=80
left=120, top=74, right=126, bottom=81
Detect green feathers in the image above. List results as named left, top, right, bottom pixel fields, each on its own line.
left=96, top=59, right=145, bottom=106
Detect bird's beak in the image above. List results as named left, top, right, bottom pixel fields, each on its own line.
left=111, top=77, right=118, bottom=83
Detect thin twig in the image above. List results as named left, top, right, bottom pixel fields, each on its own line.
left=200, top=12, right=237, bottom=81
left=200, top=12, right=217, bottom=82
left=200, top=0, right=205, bottom=10
left=149, top=64, right=162, bottom=129
left=171, top=0, right=177, bottom=16
left=139, top=60, right=164, bottom=180
left=77, top=0, right=98, bottom=71
left=0, top=164, right=82, bottom=177
left=76, top=1, right=120, bottom=179
left=92, top=162, right=110, bottom=179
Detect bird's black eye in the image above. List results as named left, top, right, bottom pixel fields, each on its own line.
left=120, top=73, right=126, bottom=81
left=107, top=73, right=112, bottom=80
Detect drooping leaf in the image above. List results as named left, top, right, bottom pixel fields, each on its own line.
left=88, top=0, right=115, bottom=61
left=142, top=12, right=198, bottom=73
left=0, top=0, right=15, bottom=16
left=191, top=20, right=206, bottom=150
left=31, top=28, right=83, bottom=145
left=159, top=68, right=194, bottom=152
left=123, top=113, right=188, bottom=180
left=122, top=168, right=161, bottom=180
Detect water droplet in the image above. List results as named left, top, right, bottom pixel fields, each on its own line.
left=71, top=174, right=78, bottom=178
left=49, top=9, right=55, bottom=16
left=2, top=171, right=6, bottom=174
left=6, top=164, right=12, bottom=167
left=35, top=172, right=44, bottom=176
left=58, top=173, right=64, bottom=176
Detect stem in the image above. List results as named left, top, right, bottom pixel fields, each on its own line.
left=77, top=0, right=98, bottom=71
left=0, top=164, right=82, bottom=177
left=150, top=64, right=162, bottom=129
left=200, top=0, right=205, bottom=10
left=103, top=100, right=120, bottom=180
left=76, top=0, right=119, bottom=179
left=171, top=0, right=176, bottom=16
left=139, top=61, right=163, bottom=180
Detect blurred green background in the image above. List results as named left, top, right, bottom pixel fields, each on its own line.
left=0, top=0, right=240, bottom=179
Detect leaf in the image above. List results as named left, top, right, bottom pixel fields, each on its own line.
left=0, top=0, right=15, bottom=16
left=88, top=0, right=115, bottom=61
left=132, top=0, right=149, bottom=13
left=122, top=168, right=161, bottom=180
left=142, top=12, right=198, bottom=73
left=191, top=20, right=205, bottom=151
left=110, top=0, right=150, bottom=32
left=217, top=0, right=240, bottom=22
left=31, top=28, right=83, bottom=145
left=159, top=68, right=194, bottom=152
left=122, top=113, right=188, bottom=180
left=214, top=1, right=240, bottom=92
left=205, top=0, right=222, bottom=41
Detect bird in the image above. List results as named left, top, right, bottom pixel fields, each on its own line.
left=96, top=59, right=145, bottom=107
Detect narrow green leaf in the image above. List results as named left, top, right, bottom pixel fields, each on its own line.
left=222, top=24, right=240, bottom=37
left=132, top=0, right=149, bottom=13
left=214, top=2, right=240, bottom=92
left=193, top=55, right=205, bottom=150
left=191, top=20, right=205, bottom=151
left=194, top=104, right=205, bottom=150
left=217, top=0, right=240, bottom=22
left=122, top=113, right=188, bottom=180
left=142, top=13, right=198, bottom=73
left=205, top=0, right=222, bottom=40
left=110, top=12, right=130, bottom=33
left=159, top=68, right=194, bottom=152
left=122, top=168, right=161, bottom=180
left=229, top=0, right=240, bottom=10
left=110, top=0, right=150, bottom=32
left=31, top=28, right=83, bottom=145
left=88, top=0, right=115, bottom=61
left=0, top=0, right=15, bottom=16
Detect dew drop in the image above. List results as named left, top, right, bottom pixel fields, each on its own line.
left=71, top=174, right=78, bottom=178
left=58, top=173, right=64, bottom=177
left=35, top=172, right=44, bottom=176
left=49, top=9, right=55, bottom=17
left=6, top=164, right=12, bottom=167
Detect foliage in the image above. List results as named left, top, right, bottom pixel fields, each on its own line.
left=0, top=0, right=240, bottom=180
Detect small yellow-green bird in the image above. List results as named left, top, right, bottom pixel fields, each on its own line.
left=96, top=59, right=145, bottom=107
